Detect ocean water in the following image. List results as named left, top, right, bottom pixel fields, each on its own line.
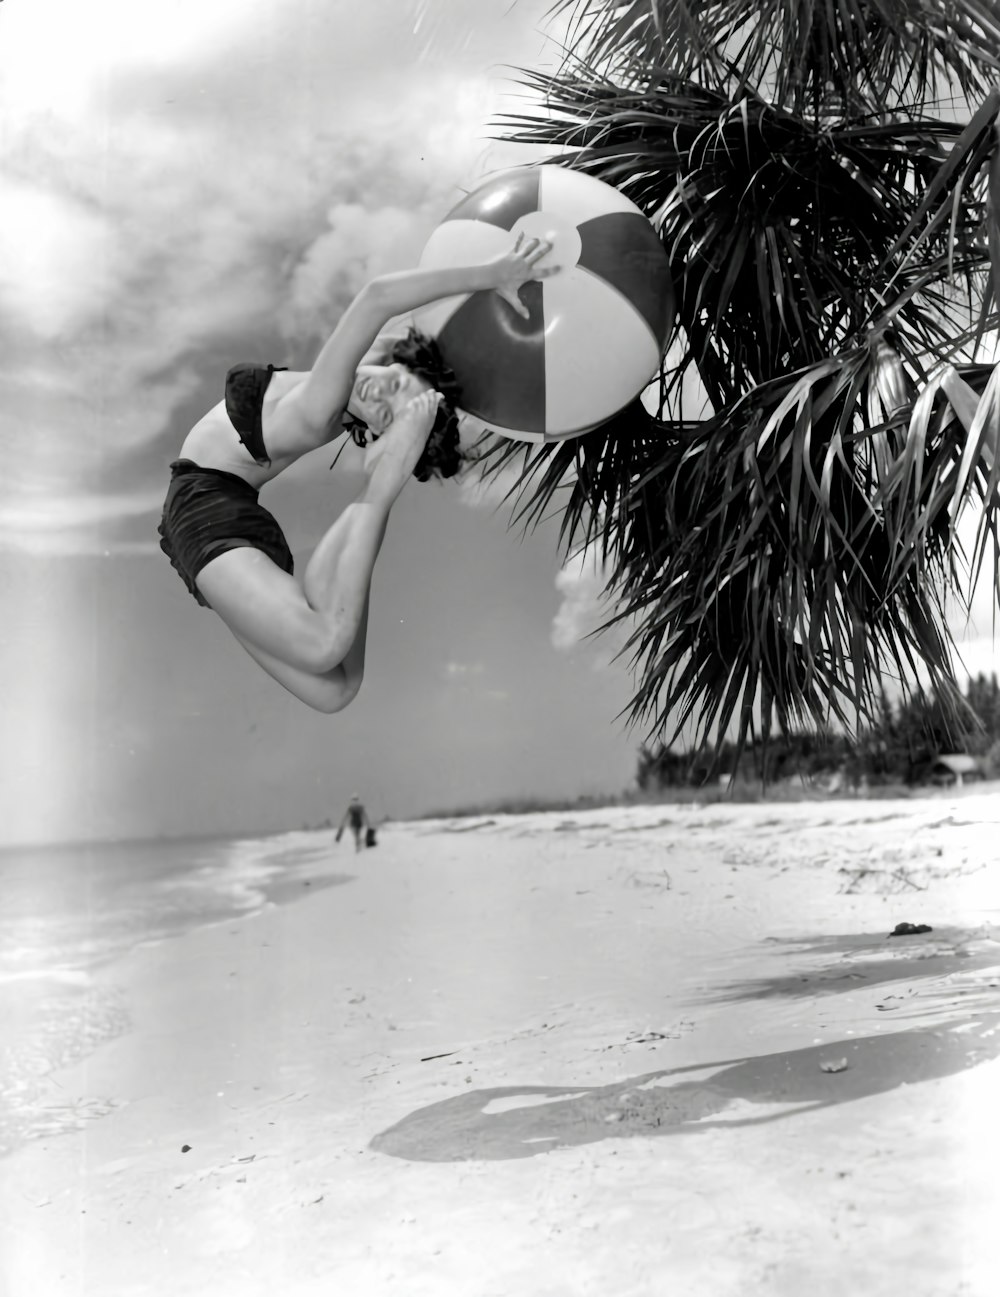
left=0, top=827, right=351, bottom=1156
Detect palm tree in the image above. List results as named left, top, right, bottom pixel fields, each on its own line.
left=488, top=0, right=1000, bottom=759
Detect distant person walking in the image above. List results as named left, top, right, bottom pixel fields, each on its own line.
left=336, top=795, right=372, bottom=853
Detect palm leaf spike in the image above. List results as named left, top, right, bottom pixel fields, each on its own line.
left=871, top=90, right=1000, bottom=313
left=868, top=335, right=911, bottom=486
left=941, top=365, right=991, bottom=452
left=876, top=357, right=1000, bottom=633
left=944, top=362, right=1000, bottom=528
left=928, top=108, right=1000, bottom=571
left=987, top=108, right=1000, bottom=313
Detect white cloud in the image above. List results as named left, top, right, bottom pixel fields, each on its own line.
left=281, top=203, right=439, bottom=345
left=0, top=180, right=116, bottom=338
left=0, top=0, right=257, bottom=122
left=0, top=350, right=203, bottom=552
left=444, top=661, right=486, bottom=677
left=551, top=548, right=615, bottom=651
left=952, top=635, right=999, bottom=683
left=455, top=455, right=528, bottom=511
left=0, top=489, right=165, bottom=556
left=943, top=507, right=999, bottom=671
left=0, top=2, right=558, bottom=556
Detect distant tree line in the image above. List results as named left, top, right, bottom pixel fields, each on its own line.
left=637, top=674, right=1000, bottom=791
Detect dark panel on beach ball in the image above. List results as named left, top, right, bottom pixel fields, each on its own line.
left=577, top=212, right=675, bottom=351
left=436, top=282, right=547, bottom=433
left=443, top=169, right=541, bottom=234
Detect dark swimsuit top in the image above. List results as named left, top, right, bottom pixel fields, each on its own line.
left=224, top=364, right=287, bottom=465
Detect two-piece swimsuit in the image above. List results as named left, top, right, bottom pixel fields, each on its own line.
left=158, top=365, right=294, bottom=606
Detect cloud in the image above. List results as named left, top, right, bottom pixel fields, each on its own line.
left=951, top=635, right=999, bottom=684
left=551, top=548, right=615, bottom=652
left=942, top=508, right=999, bottom=675
left=0, top=337, right=204, bottom=553
left=455, top=453, right=528, bottom=511
left=0, top=180, right=117, bottom=339
left=0, top=5, right=554, bottom=556
left=0, top=489, right=164, bottom=556
left=281, top=204, right=420, bottom=340
left=445, top=661, right=486, bottom=677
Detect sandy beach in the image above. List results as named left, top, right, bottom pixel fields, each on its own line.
left=1, top=792, right=998, bottom=1297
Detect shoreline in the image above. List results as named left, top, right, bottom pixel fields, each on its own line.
left=1, top=793, right=997, bottom=1296
left=0, top=834, right=355, bottom=1160
left=6, top=777, right=998, bottom=855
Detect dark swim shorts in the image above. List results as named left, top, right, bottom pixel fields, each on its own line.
left=158, top=460, right=294, bottom=606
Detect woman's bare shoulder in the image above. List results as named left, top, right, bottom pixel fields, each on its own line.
left=265, top=370, right=348, bottom=455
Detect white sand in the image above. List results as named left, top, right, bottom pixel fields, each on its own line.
left=1, top=792, right=998, bottom=1297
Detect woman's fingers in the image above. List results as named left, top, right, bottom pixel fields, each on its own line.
left=524, top=237, right=552, bottom=265
left=490, top=235, right=560, bottom=316
left=497, top=286, right=530, bottom=318
left=515, top=237, right=557, bottom=279
left=403, top=389, right=445, bottom=423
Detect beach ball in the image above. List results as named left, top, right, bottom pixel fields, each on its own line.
left=414, top=166, right=674, bottom=443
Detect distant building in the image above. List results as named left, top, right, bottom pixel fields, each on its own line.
left=918, top=753, right=984, bottom=787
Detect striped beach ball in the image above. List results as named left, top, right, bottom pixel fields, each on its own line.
left=413, top=166, right=674, bottom=444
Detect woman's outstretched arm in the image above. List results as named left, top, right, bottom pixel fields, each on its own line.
left=290, top=236, right=556, bottom=434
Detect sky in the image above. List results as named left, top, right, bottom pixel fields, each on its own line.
left=0, top=0, right=996, bottom=847
left=0, top=0, right=648, bottom=846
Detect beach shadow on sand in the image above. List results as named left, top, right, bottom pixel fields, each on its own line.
left=370, top=1011, right=1000, bottom=1162
left=706, top=925, right=1000, bottom=1003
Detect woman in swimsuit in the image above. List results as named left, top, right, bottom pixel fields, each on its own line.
left=159, top=235, right=557, bottom=713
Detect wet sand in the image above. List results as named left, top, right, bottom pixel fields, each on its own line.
left=1, top=792, right=998, bottom=1296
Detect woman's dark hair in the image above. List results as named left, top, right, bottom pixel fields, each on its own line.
left=341, top=328, right=466, bottom=481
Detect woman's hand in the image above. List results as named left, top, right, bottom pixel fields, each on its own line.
left=399, top=388, right=444, bottom=432
left=364, top=390, right=443, bottom=491
left=489, top=234, right=559, bottom=318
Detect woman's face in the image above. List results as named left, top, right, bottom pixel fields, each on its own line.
left=348, top=363, right=430, bottom=433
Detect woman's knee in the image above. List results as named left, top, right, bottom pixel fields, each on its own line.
left=305, top=672, right=362, bottom=714
left=306, top=690, right=349, bottom=715
left=292, top=616, right=357, bottom=676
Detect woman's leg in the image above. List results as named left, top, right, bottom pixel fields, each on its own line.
left=228, top=617, right=364, bottom=713
left=195, top=487, right=391, bottom=675
left=195, top=394, right=434, bottom=685
left=234, top=592, right=370, bottom=714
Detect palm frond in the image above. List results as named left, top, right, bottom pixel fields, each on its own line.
left=487, top=348, right=998, bottom=753
left=483, top=12, right=1000, bottom=754
left=546, top=0, right=1000, bottom=115
left=498, top=70, right=998, bottom=399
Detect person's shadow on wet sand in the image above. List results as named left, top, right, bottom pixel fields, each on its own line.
left=370, top=1012, right=1000, bottom=1162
